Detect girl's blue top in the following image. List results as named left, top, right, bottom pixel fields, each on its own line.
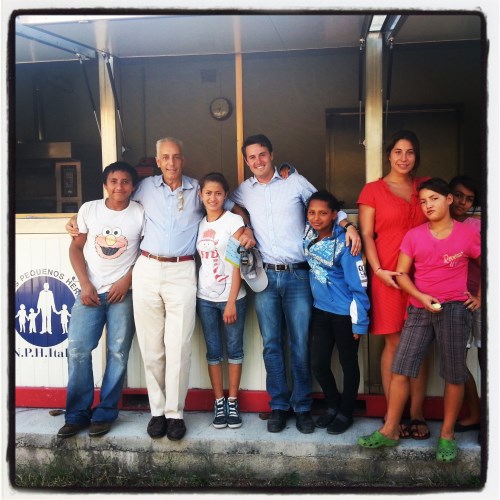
left=303, top=222, right=370, bottom=334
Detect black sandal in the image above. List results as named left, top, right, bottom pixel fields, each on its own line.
left=409, top=419, right=431, bottom=440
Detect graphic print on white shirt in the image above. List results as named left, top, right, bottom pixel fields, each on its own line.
left=94, top=226, right=128, bottom=260
left=197, top=228, right=228, bottom=298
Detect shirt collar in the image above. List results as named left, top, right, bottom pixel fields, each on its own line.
left=154, top=174, right=196, bottom=191
left=249, top=167, right=281, bottom=186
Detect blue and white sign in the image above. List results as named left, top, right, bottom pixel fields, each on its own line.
left=15, top=271, right=79, bottom=349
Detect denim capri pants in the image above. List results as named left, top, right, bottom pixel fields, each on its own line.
left=196, top=296, right=247, bottom=365
left=392, top=301, right=472, bottom=385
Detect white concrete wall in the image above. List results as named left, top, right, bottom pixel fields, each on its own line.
left=16, top=216, right=481, bottom=398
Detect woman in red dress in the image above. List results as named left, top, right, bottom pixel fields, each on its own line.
left=357, top=130, right=430, bottom=440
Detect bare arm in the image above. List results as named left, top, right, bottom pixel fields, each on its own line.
left=395, top=251, right=441, bottom=313
left=464, top=256, right=481, bottom=311
left=338, top=219, right=361, bottom=256
left=66, top=215, right=80, bottom=238
left=107, top=268, right=133, bottom=304
left=223, top=227, right=245, bottom=325
left=359, top=203, right=401, bottom=289
left=231, top=205, right=256, bottom=249
left=69, top=233, right=100, bottom=306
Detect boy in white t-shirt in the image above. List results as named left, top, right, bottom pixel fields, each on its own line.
left=57, top=162, right=144, bottom=439
left=358, top=178, right=481, bottom=463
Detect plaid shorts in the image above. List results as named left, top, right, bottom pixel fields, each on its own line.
left=392, top=301, right=472, bottom=384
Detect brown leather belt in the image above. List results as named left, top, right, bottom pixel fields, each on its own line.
left=141, top=250, right=195, bottom=263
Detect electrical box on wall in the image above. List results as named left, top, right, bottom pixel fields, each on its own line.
left=55, top=161, right=82, bottom=213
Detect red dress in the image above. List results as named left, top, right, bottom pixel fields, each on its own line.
left=357, top=177, right=429, bottom=334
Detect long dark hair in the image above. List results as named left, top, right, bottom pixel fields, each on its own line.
left=385, top=130, right=421, bottom=173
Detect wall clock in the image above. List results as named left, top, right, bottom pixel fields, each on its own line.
left=209, top=97, right=232, bottom=121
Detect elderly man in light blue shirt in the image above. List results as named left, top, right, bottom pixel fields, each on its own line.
left=131, top=137, right=203, bottom=441
left=230, top=134, right=360, bottom=434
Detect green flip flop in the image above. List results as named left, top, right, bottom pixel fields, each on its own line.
left=436, top=437, right=458, bottom=462
left=358, top=430, right=399, bottom=449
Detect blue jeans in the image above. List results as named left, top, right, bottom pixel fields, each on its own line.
left=196, top=296, right=247, bottom=364
left=254, top=269, right=313, bottom=412
left=65, top=291, right=135, bottom=424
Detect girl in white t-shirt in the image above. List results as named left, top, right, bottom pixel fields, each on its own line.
left=196, top=172, right=247, bottom=430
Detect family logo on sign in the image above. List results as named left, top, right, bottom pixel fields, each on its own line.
left=15, top=273, right=78, bottom=348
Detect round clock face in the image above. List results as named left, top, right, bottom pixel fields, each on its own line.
left=210, top=97, right=232, bottom=121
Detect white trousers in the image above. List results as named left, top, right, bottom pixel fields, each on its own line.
left=132, top=255, right=196, bottom=418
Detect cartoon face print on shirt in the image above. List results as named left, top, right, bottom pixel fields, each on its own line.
left=197, top=228, right=227, bottom=298
left=95, top=226, right=128, bottom=259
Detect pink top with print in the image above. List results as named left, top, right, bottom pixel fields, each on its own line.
left=400, top=220, right=480, bottom=307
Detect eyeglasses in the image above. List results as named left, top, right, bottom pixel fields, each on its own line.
left=453, top=191, right=475, bottom=204
left=177, top=189, right=184, bottom=212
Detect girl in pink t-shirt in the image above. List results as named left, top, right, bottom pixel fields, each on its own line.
left=358, top=178, right=481, bottom=463
left=449, top=176, right=481, bottom=435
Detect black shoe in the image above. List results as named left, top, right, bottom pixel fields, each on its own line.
left=267, top=409, right=288, bottom=433
left=315, top=410, right=338, bottom=429
left=327, top=414, right=353, bottom=435
left=147, top=416, right=167, bottom=438
left=296, top=411, right=315, bottom=434
left=166, top=418, right=186, bottom=441
left=454, top=421, right=480, bottom=433
left=57, top=422, right=90, bottom=438
left=89, top=421, right=112, bottom=437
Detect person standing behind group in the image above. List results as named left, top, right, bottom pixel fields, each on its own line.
left=196, top=172, right=247, bottom=430
left=230, top=134, right=361, bottom=434
left=357, top=130, right=431, bottom=440
left=449, top=175, right=482, bottom=435
left=304, top=190, right=370, bottom=435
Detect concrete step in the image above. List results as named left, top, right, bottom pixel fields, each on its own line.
left=15, top=408, right=483, bottom=489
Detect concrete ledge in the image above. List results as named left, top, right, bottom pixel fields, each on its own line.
left=15, top=408, right=483, bottom=488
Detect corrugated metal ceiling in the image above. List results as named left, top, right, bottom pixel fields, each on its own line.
left=14, top=13, right=482, bottom=64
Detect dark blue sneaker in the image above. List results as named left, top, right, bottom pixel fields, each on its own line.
left=213, top=397, right=227, bottom=429
left=227, top=398, right=242, bottom=429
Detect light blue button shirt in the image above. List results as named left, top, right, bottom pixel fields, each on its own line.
left=132, top=174, right=204, bottom=257
left=229, top=168, right=346, bottom=264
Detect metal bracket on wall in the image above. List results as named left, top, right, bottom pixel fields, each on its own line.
left=78, top=55, right=101, bottom=137
left=103, top=54, right=129, bottom=154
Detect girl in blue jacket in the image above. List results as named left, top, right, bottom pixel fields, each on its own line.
left=304, top=190, right=370, bottom=434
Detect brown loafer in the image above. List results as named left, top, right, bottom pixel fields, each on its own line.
left=89, top=421, right=112, bottom=437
